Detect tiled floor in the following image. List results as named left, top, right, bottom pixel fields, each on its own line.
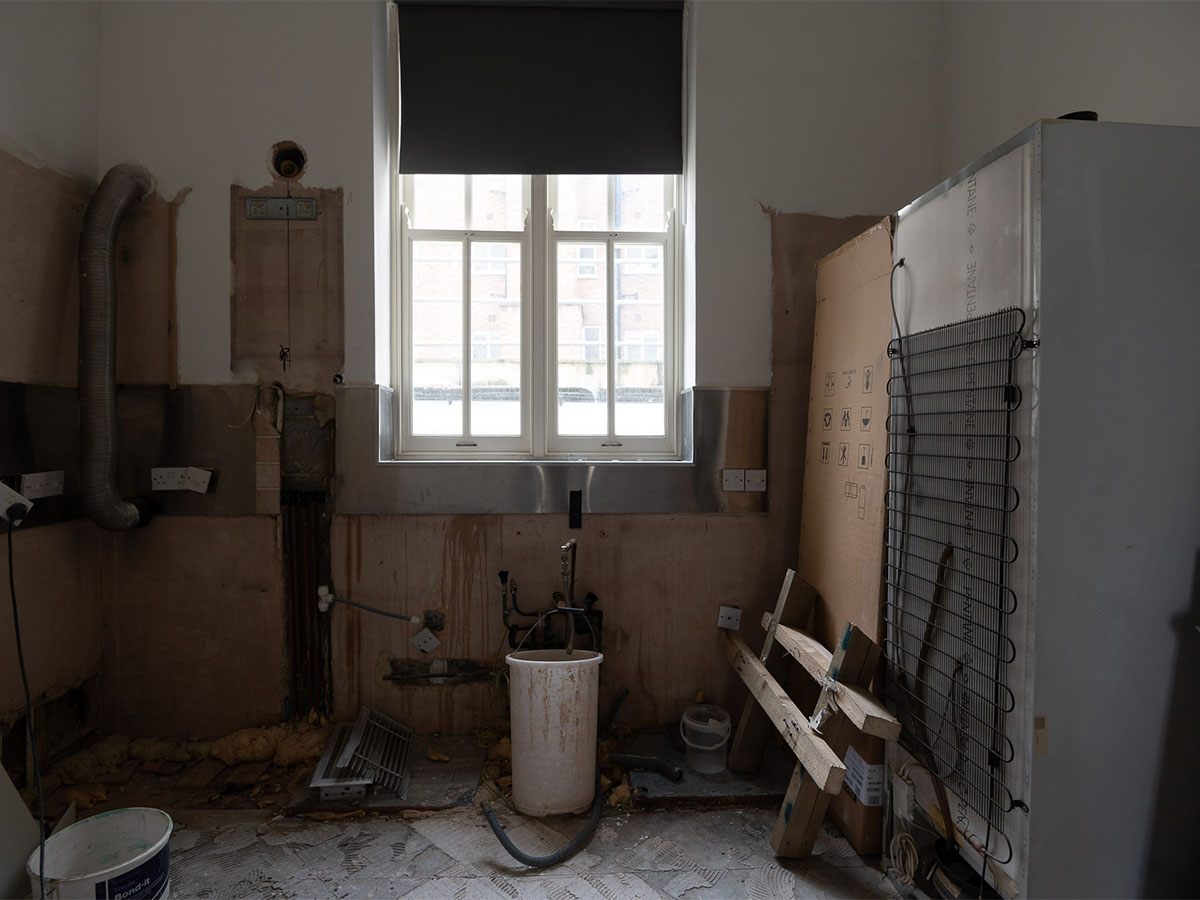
left=169, top=805, right=901, bottom=899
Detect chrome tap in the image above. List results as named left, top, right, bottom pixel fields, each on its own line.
left=560, top=539, right=578, bottom=654
left=559, top=539, right=577, bottom=609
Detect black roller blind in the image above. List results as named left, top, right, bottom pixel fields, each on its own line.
left=397, top=1, right=684, bottom=174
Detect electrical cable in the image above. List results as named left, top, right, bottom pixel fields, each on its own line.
left=323, top=594, right=421, bottom=624
left=8, top=513, right=45, bottom=899
left=887, top=831, right=919, bottom=888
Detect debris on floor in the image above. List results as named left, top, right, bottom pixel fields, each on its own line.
left=167, top=805, right=901, bottom=899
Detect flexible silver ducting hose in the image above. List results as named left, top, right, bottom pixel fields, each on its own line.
left=78, top=164, right=155, bottom=531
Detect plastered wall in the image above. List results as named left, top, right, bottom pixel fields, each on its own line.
left=939, top=0, right=1200, bottom=174
left=0, top=3, right=102, bottom=725
left=0, top=2, right=99, bottom=180
left=691, top=0, right=943, bottom=387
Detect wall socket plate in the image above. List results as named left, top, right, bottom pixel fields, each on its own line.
left=721, top=469, right=745, bottom=491
left=152, top=466, right=214, bottom=493
left=744, top=469, right=767, bottom=492
left=185, top=467, right=213, bottom=494
left=19, top=470, right=65, bottom=499
left=0, top=482, right=32, bottom=524
left=411, top=628, right=441, bottom=654
left=717, top=605, right=742, bottom=630
left=151, top=467, right=189, bottom=491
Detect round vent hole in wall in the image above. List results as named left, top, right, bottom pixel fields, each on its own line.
left=271, top=141, right=307, bottom=180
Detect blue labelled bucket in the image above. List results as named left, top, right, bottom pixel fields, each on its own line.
left=27, top=807, right=172, bottom=899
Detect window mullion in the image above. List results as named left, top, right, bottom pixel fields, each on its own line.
left=531, top=175, right=547, bottom=457
left=461, top=236, right=471, bottom=441
left=606, top=234, right=616, bottom=440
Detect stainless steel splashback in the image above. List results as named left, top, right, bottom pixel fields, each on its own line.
left=333, top=385, right=766, bottom=515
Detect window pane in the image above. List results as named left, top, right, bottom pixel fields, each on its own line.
left=557, top=242, right=608, bottom=436
left=470, top=242, right=521, bottom=436
left=411, top=241, right=462, bottom=435
left=470, top=175, right=524, bottom=231
left=615, top=243, right=665, bottom=436
left=554, top=175, right=607, bottom=231
left=614, top=175, right=666, bottom=232
left=410, top=175, right=465, bottom=229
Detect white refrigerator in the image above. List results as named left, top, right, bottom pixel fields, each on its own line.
left=885, top=119, right=1200, bottom=898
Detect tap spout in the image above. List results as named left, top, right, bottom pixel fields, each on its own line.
left=559, top=539, right=578, bottom=609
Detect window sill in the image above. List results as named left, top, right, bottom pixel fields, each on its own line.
left=334, top=386, right=766, bottom=515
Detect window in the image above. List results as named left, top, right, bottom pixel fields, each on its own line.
left=398, top=174, right=678, bottom=458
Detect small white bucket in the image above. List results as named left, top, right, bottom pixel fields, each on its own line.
left=680, top=704, right=731, bottom=774
left=27, top=807, right=172, bottom=899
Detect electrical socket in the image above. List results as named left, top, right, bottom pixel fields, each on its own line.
left=19, top=470, right=65, bottom=499
left=411, top=628, right=441, bottom=654
left=717, top=605, right=742, bottom=630
left=721, top=468, right=745, bottom=491
left=0, top=482, right=32, bottom=524
left=151, top=467, right=189, bottom=491
left=744, top=469, right=767, bottom=492
left=185, top=467, right=213, bottom=494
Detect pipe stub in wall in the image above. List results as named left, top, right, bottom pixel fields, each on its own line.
left=271, top=141, right=307, bottom=180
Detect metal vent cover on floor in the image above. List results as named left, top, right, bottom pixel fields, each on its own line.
left=884, top=306, right=1028, bottom=864
left=336, top=707, right=415, bottom=799
left=309, top=722, right=373, bottom=800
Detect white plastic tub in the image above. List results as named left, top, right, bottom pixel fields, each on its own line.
left=27, top=807, right=172, bottom=899
left=507, top=649, right=603, bottom=816
left=680, top=704, right=731, bottom=774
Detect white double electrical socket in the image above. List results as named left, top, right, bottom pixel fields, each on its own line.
left=152, top=466, right=214, bottom=493
left=0, top=482, right=32, bottom=524
left=19, top=470, right=65, bottom=499
left=722, top=468, right=767, bottom=492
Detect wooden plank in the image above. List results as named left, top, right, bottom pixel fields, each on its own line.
left=772, top=623, right=879, bottom=858
left=763, top=615, right=900, bottom=741
left=721, top=632, right=845, bottom=794
left=728, top=571, right=814, bottom=773
left=772, top=763, right=826, bottom=857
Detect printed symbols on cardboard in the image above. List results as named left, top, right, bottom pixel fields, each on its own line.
left=840, top=408, right=852, bottom=431
left=860, top=407, right=872, bottom=431
left=838, top=443, right=849, bottom=467
left=858, top=444, right=873, bottom=469
left=822, top=409, right=833, bottom=431
left=843, top=744, right=884, bottom=806
left=820, top=442, right=831, bottom=464
left=863, top=366, right=874, bottom=393
left=824, top=372, right=836, bottom=396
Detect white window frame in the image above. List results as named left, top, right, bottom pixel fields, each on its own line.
left=396, top=173, right=680, bottom=460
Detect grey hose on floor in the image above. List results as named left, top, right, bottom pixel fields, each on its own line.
left=482, top=688, right=626, bottom=868
left=482, top=771, right=604, bottom=869
left=78, top=164, right=155, bottom=531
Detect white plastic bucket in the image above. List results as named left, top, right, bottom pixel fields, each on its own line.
left=680, top=704, right=731, bottom=774
left=27, top=807, right=172, bottom=899
left=507, top=649, right=603, bottom=816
